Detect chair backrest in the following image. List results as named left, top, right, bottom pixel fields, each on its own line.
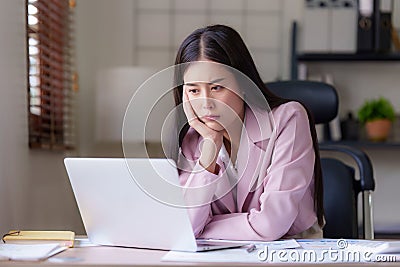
left=265, top=80, right=375, bottom=239
left=266, top=80, right=338, bottom=124
left=321, top=158, right=358, bottom=238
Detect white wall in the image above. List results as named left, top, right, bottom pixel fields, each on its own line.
left=0, top=0, right=28, bottom=234
left=76, top=0, right=134, bottom=157
left=0, top=0, right=84, bottom=234
left=131, top=0, right=285, bottom=81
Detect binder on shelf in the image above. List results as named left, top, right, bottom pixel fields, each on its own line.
left=302, top=0, right=330, bottom=52
left=374, top=0, right=393, bottom=52
left=331, top=0, right=358, bottom=52
left=357, top=0, right=375, bottom=52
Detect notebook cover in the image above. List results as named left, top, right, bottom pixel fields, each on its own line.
left=3, top=230, right=75, bottom=247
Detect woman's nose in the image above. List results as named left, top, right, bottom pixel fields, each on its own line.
left=198, top=90, right=214, bottom=109
left=201, top=96, right=215, bottom=110
left=202, top=94, right=215, bottom=109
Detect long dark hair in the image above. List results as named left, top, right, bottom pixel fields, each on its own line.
left=173, top=24, right=324, bottom=227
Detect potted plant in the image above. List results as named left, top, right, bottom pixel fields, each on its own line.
left=357, top=97, right=396, bottom=141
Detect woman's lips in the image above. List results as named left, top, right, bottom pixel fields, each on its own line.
left=201, top=115, right=220, bottom=121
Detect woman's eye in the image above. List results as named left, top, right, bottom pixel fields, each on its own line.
left=211, top=85, right=224, bottom=91
left=188, top=88, right=199, bottom=94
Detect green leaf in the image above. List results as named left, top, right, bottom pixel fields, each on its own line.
left=357, top=97, right=395, bottom=124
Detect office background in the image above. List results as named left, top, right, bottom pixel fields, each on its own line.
left=0, top=0, right=399, bottom=235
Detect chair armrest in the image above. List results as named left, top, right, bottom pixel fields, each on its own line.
left=319, top=144, right=375, bottom=191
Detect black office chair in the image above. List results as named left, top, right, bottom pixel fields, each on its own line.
left=265, top=80, right=375, bottom=239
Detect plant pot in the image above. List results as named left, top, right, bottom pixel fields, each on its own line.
left=365, top=119, right=392, bottom=141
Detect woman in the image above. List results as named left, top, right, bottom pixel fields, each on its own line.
left=173, top=25, right=324, bottom=241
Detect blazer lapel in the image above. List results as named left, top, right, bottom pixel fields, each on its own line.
left=213, top=157, right=237, bottom=213
left=236, top=106, right=274, bottom=211
left=236, top=135, right=264, bottom=211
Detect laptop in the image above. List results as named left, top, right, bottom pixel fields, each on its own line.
left=64, top=158, right=245, bottom=252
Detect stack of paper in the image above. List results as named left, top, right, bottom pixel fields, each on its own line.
left=0, top=243, right=68, bottom=261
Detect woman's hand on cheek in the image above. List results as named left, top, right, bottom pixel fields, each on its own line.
left=183, top=91, right=223, bottom=174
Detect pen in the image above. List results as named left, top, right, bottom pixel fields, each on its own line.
left=246, top=244, right=257, bottom=253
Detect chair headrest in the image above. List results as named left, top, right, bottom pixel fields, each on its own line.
left=265, top=80, right=338, bottom=124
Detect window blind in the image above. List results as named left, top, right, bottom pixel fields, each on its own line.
left=27, top=0, right=77, bottom=150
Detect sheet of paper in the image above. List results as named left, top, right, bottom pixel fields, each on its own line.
left=0, top=243, right=68, bottom=261
left=297, top=238, right=385, bottom=250
left=197, top=238, right=300, bottom=250
left=163, top=248, right=261, bottom=263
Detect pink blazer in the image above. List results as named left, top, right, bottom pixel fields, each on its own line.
left=177, top=101, right=318, bottom=241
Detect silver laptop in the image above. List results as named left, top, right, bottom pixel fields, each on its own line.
left=64, top=158, right=244, bottom=252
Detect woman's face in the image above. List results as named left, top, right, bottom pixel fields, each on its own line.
left=183, top=61, right=245, bottom=132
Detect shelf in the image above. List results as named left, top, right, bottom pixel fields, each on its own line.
left=296, top=52, right=400, bottom=62
left=289, top=22, right=400, bottom=78
left=289, top=21, right=400, bottom=150
left=320, top=140, right=400, bottom=149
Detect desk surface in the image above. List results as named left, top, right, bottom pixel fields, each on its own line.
left=1, top=245, right=400, bottom=267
